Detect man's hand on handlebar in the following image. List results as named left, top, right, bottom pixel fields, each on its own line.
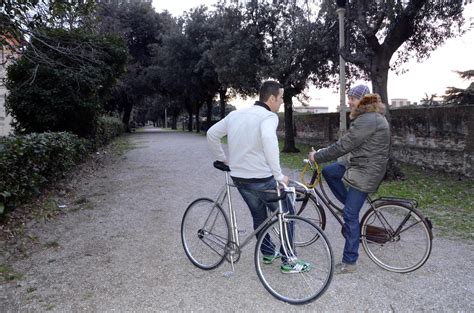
left=279, top=175, right=289, bottom=186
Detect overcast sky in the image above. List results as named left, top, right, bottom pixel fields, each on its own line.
left=152, top=0, right=474, bottom=111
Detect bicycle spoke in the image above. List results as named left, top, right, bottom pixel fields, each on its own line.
left=255, top=216, right=333, bottom=305
left=181, top=198, right=229, bottom=270
left=199, top=232, right=227, bottom=257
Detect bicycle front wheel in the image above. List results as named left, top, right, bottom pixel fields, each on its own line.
left=361, top=203, right=433, bottom=273
left=255, top=216, right=333, bottom=305
left=181, top=198, right=230, bottom=270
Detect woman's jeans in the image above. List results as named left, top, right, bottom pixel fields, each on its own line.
left=233, top=178, right=295, bottom=258
left=322, top=162, right=368, bottom=264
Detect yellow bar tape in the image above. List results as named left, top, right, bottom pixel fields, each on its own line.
left=300, top=160, right=321, bottom=188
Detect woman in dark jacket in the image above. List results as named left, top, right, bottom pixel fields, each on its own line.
left=309, top=85, right=390, bottom=274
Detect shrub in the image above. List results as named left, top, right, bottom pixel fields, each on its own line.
left=0, top=132, right=86, bottom=212
left=88, top=115, right=125, bottom=150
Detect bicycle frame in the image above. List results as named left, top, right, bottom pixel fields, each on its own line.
left=214, top=172, right=296, bottom=265
left=293, top=176, right=346, bottom=227
left=297, top=161, right=429, bottom=242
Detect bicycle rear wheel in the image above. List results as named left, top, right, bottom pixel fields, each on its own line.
left=360, top=203, right=433, bottom=273
left=181, top=198, right=230, bottom=270
left=255, top=216, right=333, bottom=305
left=295, top=190, right=326, bottom=230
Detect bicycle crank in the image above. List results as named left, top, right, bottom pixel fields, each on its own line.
left=224, top=241, right=241, bottom=264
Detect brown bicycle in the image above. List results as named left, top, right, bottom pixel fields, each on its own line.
left=293, top=159, right=433, bottom=273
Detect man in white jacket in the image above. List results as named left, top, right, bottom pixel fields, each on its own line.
left=207, top=80, right=310, bottom=274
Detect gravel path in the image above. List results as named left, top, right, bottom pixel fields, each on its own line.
left=1, top=129, right=473, bottom=311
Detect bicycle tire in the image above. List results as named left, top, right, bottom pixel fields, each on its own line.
left=360, top=202, right=433, bottom=273
left=254, top=216, right=334, bottom=305
left=181, top=198, right=230, bottom=270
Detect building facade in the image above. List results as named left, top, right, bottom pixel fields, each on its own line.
left=391, top=98, right=411, bottom=108
left=293, top=106, right=329, bottom=114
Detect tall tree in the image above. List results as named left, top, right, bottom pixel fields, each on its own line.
left=319, top=0, right=466, bottom=121
left=317, top=0, right=467, bottom=178
left=1, top=0, right=97, bottom=62
left=209, top=3, right=265, bottom=118
left=6, top=28, right=127, bottom=137
left=444, top=70, right=474, bottom=105
left=150, top=19, right=196, bottom=132
left=96, top=2, right=174, bottom=130
left=183, top=6, right=222, bottom=132
left=244, top=1, right=334, bottom=152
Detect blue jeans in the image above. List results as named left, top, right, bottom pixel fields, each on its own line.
left=233, top=178, right=295, bottom=257
left=322, top=162, right=368, bottom=264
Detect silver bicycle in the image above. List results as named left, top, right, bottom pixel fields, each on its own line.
left=181, top=161, right=334, bottom=305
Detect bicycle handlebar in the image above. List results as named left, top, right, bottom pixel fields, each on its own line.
left=300, top=159, right=322, bottom=188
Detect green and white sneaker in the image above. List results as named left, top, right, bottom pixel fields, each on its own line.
left=262, top=252, right=282, bottom=264
left=281, top=259, right=312, bottom=274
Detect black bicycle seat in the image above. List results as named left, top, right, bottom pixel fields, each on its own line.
left=213, top=160, right=231, bottom=172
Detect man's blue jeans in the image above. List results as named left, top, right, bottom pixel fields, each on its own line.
left=233, top=178, right=295, bottom=257
left=322, top=162, right=368, bottom=264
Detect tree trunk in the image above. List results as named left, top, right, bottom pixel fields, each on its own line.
left=184, top=97, right=193, bottom=132
left=370, top=58, right=391, bottom=123
left=195, top=105, right=201, bottom=133
left=187, top=112, right=193, bottom=132
left=171, top=114, right=177, bottom=129
left=122, top=102, right=133, bottom=133
left=370, top=58, right=404, bottom=180
left=281, top=93, right=299, bottom=153
left=219, top=88, right=227, bottom=120
left=206, top=97, right=213, bottom=131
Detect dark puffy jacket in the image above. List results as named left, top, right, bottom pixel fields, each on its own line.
left=315, top=95, right=390, bottom=193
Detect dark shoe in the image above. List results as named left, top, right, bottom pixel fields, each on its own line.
left=335, top=262, right=357, bottom=274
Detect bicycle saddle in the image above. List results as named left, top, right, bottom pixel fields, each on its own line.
left=213, top=160, right=231, bottom=172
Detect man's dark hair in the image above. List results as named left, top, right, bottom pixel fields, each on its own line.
left=259, top=80, right=283, bottom=102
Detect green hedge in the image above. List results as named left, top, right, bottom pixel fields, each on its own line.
left=88, top=115, right=125, bottom=150
left=0, top=132, right=86, bottom=212
left=0, top=116, right=124, bottom=215
left=0, top=116, right=124, bottom=213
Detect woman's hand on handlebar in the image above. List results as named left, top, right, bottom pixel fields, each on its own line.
left=308, top=147, right=316, bottom=163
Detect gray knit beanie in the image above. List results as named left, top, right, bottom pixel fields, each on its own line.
left=347, top=85, right=370, bottom=99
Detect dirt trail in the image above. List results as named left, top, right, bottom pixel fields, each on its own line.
left=1, top=129, right=473, bottom=311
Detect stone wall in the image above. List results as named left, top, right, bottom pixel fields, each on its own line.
left=278, top=105, right=474, bottom=177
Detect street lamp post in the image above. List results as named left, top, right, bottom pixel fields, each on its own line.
left=336, top=0, right=347, bottom=138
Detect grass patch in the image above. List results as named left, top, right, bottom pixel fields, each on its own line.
left=0, top=264, right=23, bottom=282
left=278, top=140, right=316, bottom=169
left=44, top=241, right=60, bottom=249
left=34, top=198, right=61, bottom=221
left=277, top=139, right=473, bottom=240
left=375, top=165, right=474, bottom=240
left=111, top=137, right=148, bottom=155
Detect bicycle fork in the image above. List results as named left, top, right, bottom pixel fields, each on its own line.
left=277, top=186, right=297, bottom=264
left=225, top=172, right=239, bottom=274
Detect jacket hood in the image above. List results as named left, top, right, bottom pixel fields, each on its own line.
left=350, top=94, right=386, bottom=120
